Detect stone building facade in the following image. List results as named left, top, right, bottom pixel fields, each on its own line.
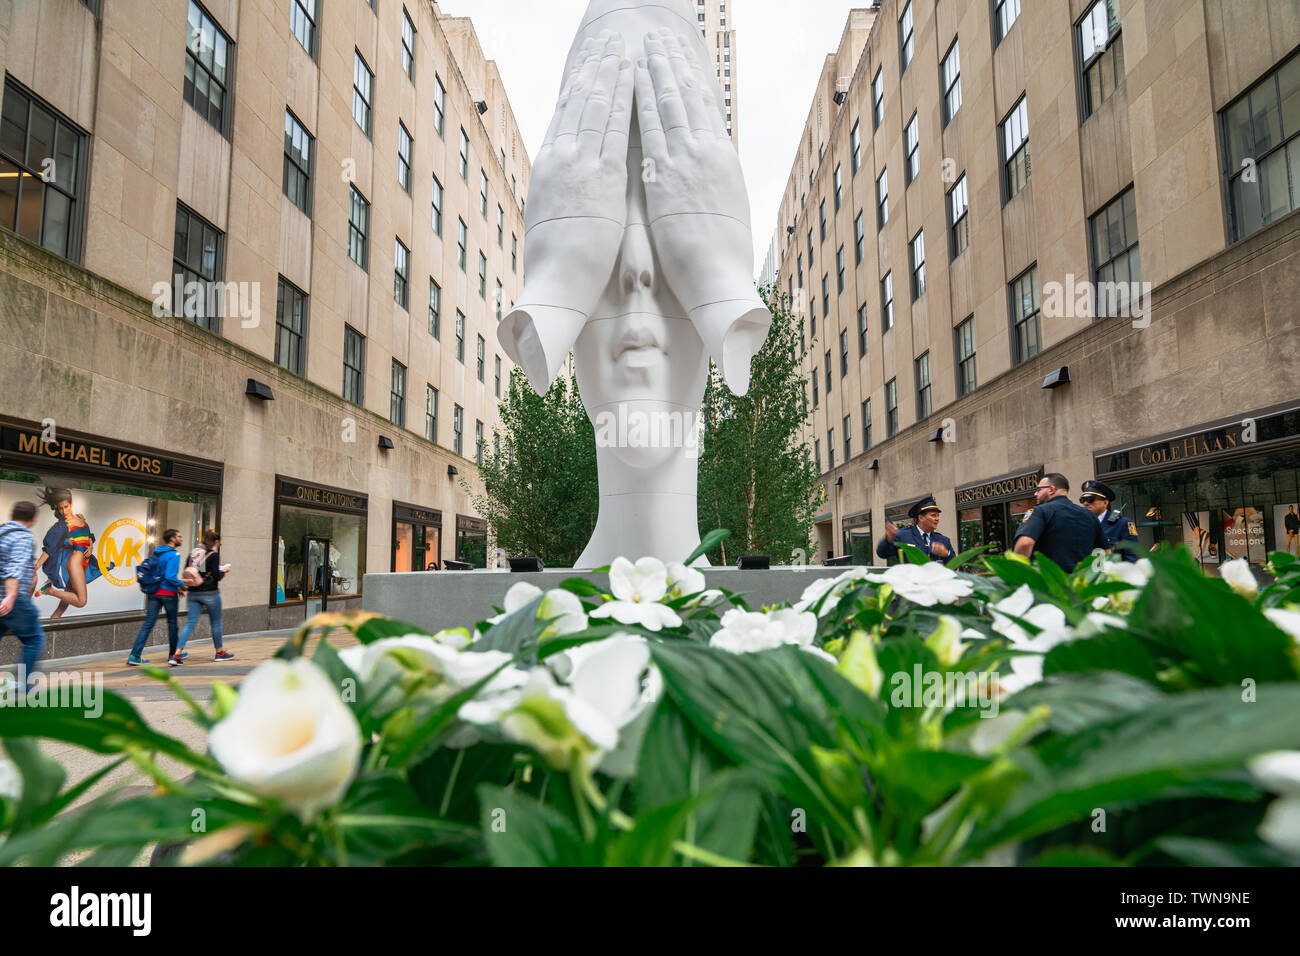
left=692, top=0, right=740, bottom=146
left=770, top=0, right=1300, bottom=566
left=0, top=0, right=530, bottom=659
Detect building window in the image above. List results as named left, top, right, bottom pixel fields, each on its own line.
left=1078, top=0, right=1124, bottom=120
left=808, top=228, right=814, bottom=266
left=497, top=205, right=505, bottom=246
left=915, top=351, right=931, bottom=419
left=955, top=316, right=976, bottom=397
left=343, top=325, right=365, bottom=404
left=455, top=311, right=465, bottom=362
left=819, top=200, right=827, bottom=241
left=876, top=168, right=889, bottom=229
left=812, top=372, right=819, bottom=409
left=0, top=81, right=86, bottom=260
left=814, top=439, right=821, bottom=472
left=495, top=355, right=502, bottom=398
left=394, top=238, right=410, bottom=309
left=353, top=50, right=373, bottom=136
left=476, top=335, right=485, bottom=382
left=283, top=111, right=313, bottom=214
left=1002, top=96, right=1031, bottom=200
left=827, top=429, right=835, bottom=470
left=426, top=386, right=438, bottom=443
left=457, top=218, right=467, bottom=270
left=863, top=399, right=873, bottom=450
left=941, top=39, right=962, bottom=126
left=904, top=113, right=919, bottom=185
left=397, top=122, right=412, bottom=193
left=1222, top=50, right=1300, bottom=242
left=495, top=279, right=503, bottom=321
left=429, top=278, right=441, bottom=339
left=836, top=246, right=846, bottom=292
left=290, top=0, right=316, bottom=58
left=431, top=174, right=443, bottom=235
left=480, top=168, right=489, bottom=217
left=476, top=420, right=484, bottom=466
left=850, top=121, right=862, bottom=174
left=910, top=231, right=926, bottom=299
left=459, top=128, right=469, bottom=181
left=854, top=212, right=865, bottom=264
left=401, top=7, right=416, bottom=82
left=478, top=252, right=487, bottom=298
left=391, top=360, right=407, bottom=427
left=275, top=277, right=307, bottom=375
left=833, top=164, right=843, bottom=211
left=184, top=1, right=231, bottom=134
left=843, top=415, right=852, bottom=460
left=172, top=203, right=223, bottom=332
left=839, top=329, right=849, bottom=376
left=994, top=0, right=1022, bottom=46
left=899, top=1, right=914, bottom=74
left=434, top=75, right=446, bottom=137
left=881, top=272, right=894, bottom=330
left=453, top=405, right=464, bottom=455
left=1010, top=265, right=1041, bottom=366
left=872, top=68, right=884, bottom=129
left=1091, top=186, right=1141, bottom=317
left=348, top=186, right=369, bottom=268
left=821, top=274, right=830, bottom=317
left=511, top=233, right=518, bottom=272
left=885, top=379, right=899, bottom=437
left=824, top=349, right=832, bottom=394
left=857, top=303, right=868, bottom=357
left=948, top=173, right=970, bottom=258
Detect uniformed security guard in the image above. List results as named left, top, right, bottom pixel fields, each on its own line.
left=876, top=495, right=955, bottom=564
left=1079, top=479, right=1140, bottom=563
left=1013, top=473, right=1108, bottom=572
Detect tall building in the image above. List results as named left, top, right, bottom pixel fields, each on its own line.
left=772, top=0, right=1300, bottom=566
left=0, top=0, right=531, bottom=659
left=692, top=0, right=739, bottom=146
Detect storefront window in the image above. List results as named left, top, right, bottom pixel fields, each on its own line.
left=1, top=469, right=218, bottom=622
left=842, top=515, right=873, bottom=565
left=392, top=503, right=441, bottom=571
left=456, top=515, right=488, bottom=568
left=274, top=506, right=365, bottom=602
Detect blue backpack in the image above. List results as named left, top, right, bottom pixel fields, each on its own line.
left=136, top=549, right=166, bottom=594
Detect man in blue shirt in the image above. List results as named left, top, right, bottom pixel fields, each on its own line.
left=876, top=495, right=955, bottom=564
left=1079, top=479, right=1140, bottom=563
left=0, top=501, right=46, bottom=691
left=1014, top=473, right=1108, bottom=572
left=127, top=529, right=187, bottom=666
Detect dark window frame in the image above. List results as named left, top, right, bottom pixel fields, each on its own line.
left=343, top=324, right=366, bottom=404
left=275, top=276, right=308, bottom=376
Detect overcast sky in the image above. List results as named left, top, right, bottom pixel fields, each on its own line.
left=441, top=0, right=861, bottom=275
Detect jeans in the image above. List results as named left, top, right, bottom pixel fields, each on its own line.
left=176, top=591, right=223, bottom=653
left=130, top=593, right=179, bottom=659
left=0, top=591, right=45, bottom=689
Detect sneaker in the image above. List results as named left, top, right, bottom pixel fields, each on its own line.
left=168, top=654, right=184, bottom=667
left=214, top=650, right=235, bottom=661
left=177, top=651, right=188, bottom=659
left=126, top=656, right=148, bottom=666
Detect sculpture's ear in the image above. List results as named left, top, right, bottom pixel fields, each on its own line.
left=497, top=305, right=587, bottom=395
left=689, top=300, right=772, bottom=396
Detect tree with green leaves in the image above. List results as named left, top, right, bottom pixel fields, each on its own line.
left=469, top=368, right=598, bottom=567
left=697, top=286, right=823, bottom=565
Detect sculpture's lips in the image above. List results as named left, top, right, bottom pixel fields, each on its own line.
left=612, top=326, right=665, bottom=361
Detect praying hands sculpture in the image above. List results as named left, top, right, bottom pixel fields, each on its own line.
left=497, top=0, right=770, bottom=568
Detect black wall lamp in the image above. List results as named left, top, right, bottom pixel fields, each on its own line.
left=927, top=428, right=944, bottom=443
left=447, top=464, right=459, bottom=477
left=245, top=379, right=274, bottom=401
left=378, top=435, right=395, bottom=450
left=1042, top=366, right=1071, bottom=389
left=868, top=459, right=880, bottom=470
left=737, top=555, right=771, bottom=570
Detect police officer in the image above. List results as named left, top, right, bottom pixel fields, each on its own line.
left=876, top=495, right=955, bottom=564
left=1079, top=479, right=1140, bottom=563
left=1013, top=473, right=1107, bottom=572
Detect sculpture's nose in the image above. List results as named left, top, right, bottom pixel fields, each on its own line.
left=619, top=221, right=655, bottom=295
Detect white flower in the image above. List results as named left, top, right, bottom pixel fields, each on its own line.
left=562, top=634, right=662, bottom=733
left=537, top=589, right=589, bottom=640
left=1075, top=612, right=1130, bottom=637
left=666, top=561, right=723, bottom=607
left=990, top=587, right=1074, bottom=695
left=209, top=658, right=363, bottom=820
left=1095, top=557, right=1155, bottom=611
left=1219, top=558, right=1259, bottom=599
left=486, top=582, right=544, bottom=625
left=344, top=635, right=528, bottom=715
left=1264, top=608, right=1300, bottom=644
left=710, top=607, right=818, bottom=654
left=868, top=562, right=973, bottom=607
left=590, top=556, right=682, bottom=630
left=1248, top=751, right=1300, bottom=855
left=0, top=758, right=20, bottom=800
left=924, top=615, right=967, bottom=667
left=794, top=567, right=870, bottom=614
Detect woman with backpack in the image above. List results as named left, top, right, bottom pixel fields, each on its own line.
left=173, top=530, right=233, bottom=665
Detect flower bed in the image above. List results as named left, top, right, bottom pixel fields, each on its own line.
left=2, top=538, right=1299, bottom=867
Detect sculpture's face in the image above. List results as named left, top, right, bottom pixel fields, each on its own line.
left=574, top=115, right=709, bottom=469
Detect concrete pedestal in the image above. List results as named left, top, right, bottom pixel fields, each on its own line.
left=362, top=566, right=853, bottom=633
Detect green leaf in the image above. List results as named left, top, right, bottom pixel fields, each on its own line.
left=476, top=783, right=590, bottom=866
left=880, top=749, right=993, bottom=818
left=983, top=554, right=1045, bottom=591
left=353, top=616, right=433, bottom=644
left=684, top=528, right=731, bottom=566
left=471, top=595, right=543, bottom=655
left=1153, top=836, right=1296, bottom=867
left=3, top=737, right=64, bottom=833
left=1002, top=671, right=1164, bottom=733
left=1028, top=845, right=1123, bottom=866
left=1043, top=632, right=1161, bottom=685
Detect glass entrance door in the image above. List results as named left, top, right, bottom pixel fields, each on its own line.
left=303, top=535, right=332, bottom=618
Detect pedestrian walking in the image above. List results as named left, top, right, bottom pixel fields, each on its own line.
left=175, top=530, right=234, bottom=663
left=1013, top=473, right=1108, bottom=573
left=0, top=501, right=46, bottom=691
left=127, top=529, right=186, bottom=666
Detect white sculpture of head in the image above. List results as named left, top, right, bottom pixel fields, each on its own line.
left=497, top=0, right=770, bottom=569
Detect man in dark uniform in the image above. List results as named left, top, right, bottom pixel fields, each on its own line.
left=1079, top=479, right=1140, bottom=562
left=1013, top=473, right=1107, bottom=572
left=876, top=495, right=955, bottom=564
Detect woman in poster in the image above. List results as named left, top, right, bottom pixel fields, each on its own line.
left=31, top=487, right=111, bottom=619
